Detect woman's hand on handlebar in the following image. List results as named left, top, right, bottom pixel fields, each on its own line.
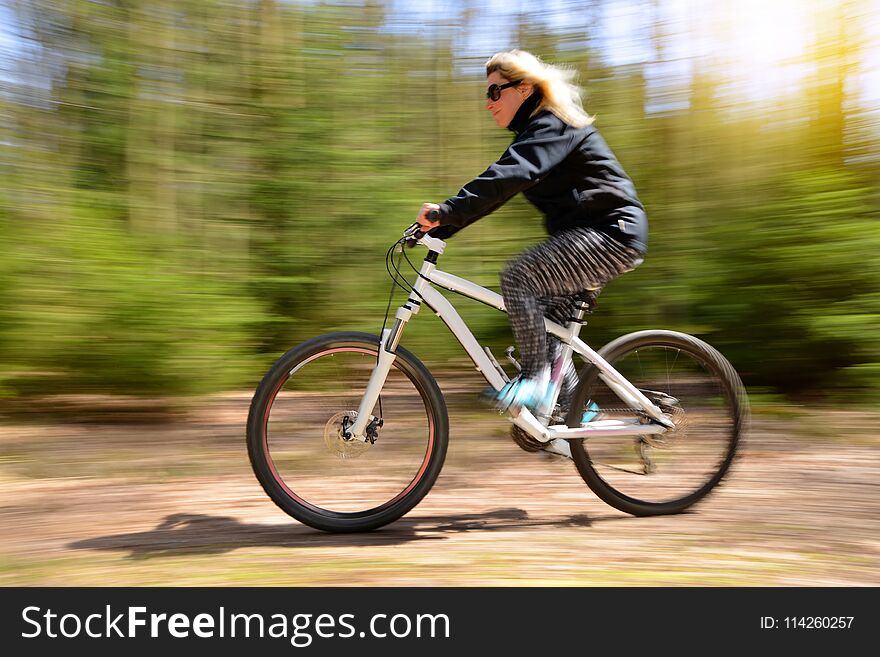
left=417, top=203, right=441, bottom=232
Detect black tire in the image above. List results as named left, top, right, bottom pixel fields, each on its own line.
left=567, top=330, right=748, bottom=516
left=247, top=332, right=448, bottom=532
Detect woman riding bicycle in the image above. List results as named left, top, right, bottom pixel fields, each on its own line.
left=417, top=49, right=648, bottom=414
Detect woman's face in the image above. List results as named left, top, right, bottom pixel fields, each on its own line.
left=486, top=71, right=532, bottom=129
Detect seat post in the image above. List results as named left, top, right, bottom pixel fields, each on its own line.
left=568, top=294, right=593, bottom=339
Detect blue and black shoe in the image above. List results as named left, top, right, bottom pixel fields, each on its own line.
left=581, top=401, right=601, bottom=424
left=487, top=373, right=553, bottom=414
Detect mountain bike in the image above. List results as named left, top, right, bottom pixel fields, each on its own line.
left=247, top=223, right=749, bottom=533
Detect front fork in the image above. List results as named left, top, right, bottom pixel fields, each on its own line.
left=346, top=304, right=415, bottom=440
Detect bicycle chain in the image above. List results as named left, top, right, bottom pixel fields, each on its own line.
left=512, top=405, right=682, bottom=454
left=552, top=405, right=664, bottom=420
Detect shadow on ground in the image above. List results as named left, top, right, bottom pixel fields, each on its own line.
left=69, top=508, right=623, bottom=560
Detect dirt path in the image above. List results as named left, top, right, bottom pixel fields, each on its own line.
left=1, top=388, right=878, bottom=586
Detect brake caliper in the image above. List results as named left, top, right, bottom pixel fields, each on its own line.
left=365, top=417, right=383, bottom=445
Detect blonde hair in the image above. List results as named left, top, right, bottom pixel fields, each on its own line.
left=485, top=49, right=594, bottom=128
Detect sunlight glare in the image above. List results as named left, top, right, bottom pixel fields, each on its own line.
left=706, top=0, right=816, bottom=101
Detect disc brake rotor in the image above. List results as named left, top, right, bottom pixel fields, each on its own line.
left=324, top=411, right=372, bottom=459
left=642, top=404, right=688, bottom=448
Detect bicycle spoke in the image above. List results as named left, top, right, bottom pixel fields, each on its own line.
left=577, top=339, right=739, bottom=508
left=265, top=347, right=434, bottom=514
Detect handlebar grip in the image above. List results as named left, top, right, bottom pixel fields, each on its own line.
left=406, top=209, right=441, bottom=244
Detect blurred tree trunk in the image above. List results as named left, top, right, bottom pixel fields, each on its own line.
left=807, top=0, right=857, bottom=168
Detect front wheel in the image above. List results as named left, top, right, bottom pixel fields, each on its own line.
left=567, top=330, right=748, bottom=516
left=247, top=332, right=449, bottom=532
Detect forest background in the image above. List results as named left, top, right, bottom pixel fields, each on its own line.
left=1, top=0, right=878, bottom=408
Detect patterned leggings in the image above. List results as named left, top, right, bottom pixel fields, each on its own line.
left=500, top=227, right=643, bottom=396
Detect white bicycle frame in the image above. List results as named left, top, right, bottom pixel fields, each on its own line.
left=347, top=231, right=674, bottom=455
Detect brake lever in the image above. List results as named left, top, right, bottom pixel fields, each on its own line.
left=402, top=222, right=426, bottom=248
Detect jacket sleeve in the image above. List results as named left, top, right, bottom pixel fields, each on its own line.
left=436, top=115, right=579, bottom=230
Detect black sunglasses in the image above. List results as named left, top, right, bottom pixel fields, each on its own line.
left=486, top=79, right=522, bottom=102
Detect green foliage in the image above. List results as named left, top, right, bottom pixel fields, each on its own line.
left=697, top=168, right=880, bottom=393
left=1, top=0, right=877, bottom=402
left=0, top=193, right=268, bottom=396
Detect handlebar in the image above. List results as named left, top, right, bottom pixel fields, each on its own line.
left=404, top=209, right=442, bottom=242
left=401, top=209, right=447, bottom=254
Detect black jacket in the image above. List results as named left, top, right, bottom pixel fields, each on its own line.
left=434, top=93, right=647, bottom=253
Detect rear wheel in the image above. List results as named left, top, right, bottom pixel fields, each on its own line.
left=247, top=332, right=448, bottom=532
left=567, top=330, right=747, bottom=516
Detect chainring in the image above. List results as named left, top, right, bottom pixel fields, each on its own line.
left=510, top=425, right=547, bottom=452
